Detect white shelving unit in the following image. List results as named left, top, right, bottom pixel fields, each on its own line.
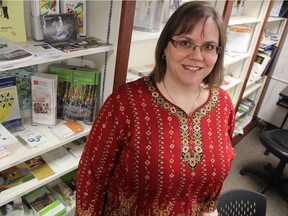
left=0, top=0, right=123, bottom=210
left=126, top=0, right=278, bottom=140
left=234, top=1, right=288, bottom=136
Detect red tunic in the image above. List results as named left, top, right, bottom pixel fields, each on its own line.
left=76, top=77, right=236, bottom=215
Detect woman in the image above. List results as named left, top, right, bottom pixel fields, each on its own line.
left=76, top=1, right=235, bottom=215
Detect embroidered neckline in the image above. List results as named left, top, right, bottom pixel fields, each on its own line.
left=143, top=77, right=220, bottom=169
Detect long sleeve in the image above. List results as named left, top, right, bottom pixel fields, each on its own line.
left=75, top=78, right=237, bottom=215
left=76, top=93, right=126, bottom=215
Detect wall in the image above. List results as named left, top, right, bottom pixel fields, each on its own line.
left=257, top=30, right=288, bottom=129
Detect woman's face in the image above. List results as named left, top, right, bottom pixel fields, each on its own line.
left=164, top=17, right=220, bottom=86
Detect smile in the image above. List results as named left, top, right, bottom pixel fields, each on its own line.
left=183, top=65, right=202, bottom=71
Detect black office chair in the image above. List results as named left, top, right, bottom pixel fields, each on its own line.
left=217, top=189, right=267, bottom=216
left=240, top=129, right=288, bottom=201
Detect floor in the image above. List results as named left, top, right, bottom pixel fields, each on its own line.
left=222, top=125, right=288, bottom=216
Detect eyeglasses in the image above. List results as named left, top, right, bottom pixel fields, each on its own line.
left=170, top=38, right=222, bottom=55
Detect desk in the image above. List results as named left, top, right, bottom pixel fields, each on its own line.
left=277, top=86, right=288, bottom=128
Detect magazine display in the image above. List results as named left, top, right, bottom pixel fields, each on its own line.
left=31, top=73, right=58, bottom=127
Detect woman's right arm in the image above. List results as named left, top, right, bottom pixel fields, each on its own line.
left=76, top=94, right=123, bottom=215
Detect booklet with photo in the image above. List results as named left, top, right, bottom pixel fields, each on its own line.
left=0, top=123, right=18, bottom=147
left=42, top=13, right=78, bottom=44
left=23, top=186, right=67, bottom=216
left=0, top=76, right=24, bottom=132
left=25, top=156, right=55, bottom=180
left=0, top=38, right=34, bottom=70
left=47, top=178, right=76, bottom=209
left=18, top=128, right=49, bottom=148
left=0, top=163, right=36, bottom=194
left=31, top=73, right=58, bottom=127
left=0, top=197, right=25, bottom=216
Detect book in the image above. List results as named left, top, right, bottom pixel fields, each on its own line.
left=47, top=178, right=76, bottom=208
left=49, top=36, right=110, bottom=53
left=23, top=186, right=67, bottom=216
left=25, top=156, right=55, bottom=181
left=18, top=128, right=49, bottom=148
left=128, top=64, right=154, bottom=77
left=41, top=147, right=76, bottom=171
left=248, top=52, right=271, bottom=83
left=133, top=0, right=165, bottom=32
left=31, top=73, right=58, bottom=127
left=51, top=120, right=83, bottom=140
left=42, top=13, right=78, bottom=44
left=0, top=147, right=10, bottom=159
left=23, top=43, right=63, bottom=59
left=47, top=64, right=100, bottom=123
left=31, top=0, right=60, bottom=41
left=0, top=197, right=25, bottom=216
left=0, top=38, right=34, bottom=71
left=47, top=64, right=74, bottom=119
left=0, top=65, right=39, bottom=110
left=225, top=26, right=253, bottom=54
left=60, top=170, right=77, bottom=193
left=0, top=163, right=36, bottom=194
left=0, top=76, right=24, bottom=132
left=60, top=0, right=87, bottom=36
left=0, top=0, right=27, bottom=42
left=259, top=45, right=279, bottom=76
left=0, top=123, right=18, bottom=147
left=270, top=0, right=283, bottom=17
left=63, top=136, right=87, bottom=158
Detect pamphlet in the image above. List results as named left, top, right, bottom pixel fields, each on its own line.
left=31, top=73, right=58, bottom=127
left=0, top=76, right=24, bottom=132
left=0, top=163, right=36, bottom=194
left=0, top=123, right=18, bottom=147
left=51, top=120, right=84, bottom=140
left=23, top=186, right=67, bottom=216
left=25, top=156, right=55, bottom=180
left=0, top=38, right=34, bottom=70
left=18, top=128, right=49, bottom=148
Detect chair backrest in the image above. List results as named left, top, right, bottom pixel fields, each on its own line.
left=217, top=189, right=267, bottom=216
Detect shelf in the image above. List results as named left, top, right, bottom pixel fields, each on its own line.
left=229, top=15, right=262, bottom=26
left=0, top=156, right=79, bottom=206
left=224, top=52, right=250, bottom=66
left=0, top=119, right=91, bottom=172
left=131, top=23, right=165, bottom=42
left=221, top=77, right=242, bottom=91
left=242, top=83, right=262, bottom=98
left=268, top=16, right=286, bottom=22
left=0, top=41, right=114, bottom=71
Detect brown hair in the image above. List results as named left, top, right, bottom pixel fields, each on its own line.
left=149, top=1, right=226, bottom=88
